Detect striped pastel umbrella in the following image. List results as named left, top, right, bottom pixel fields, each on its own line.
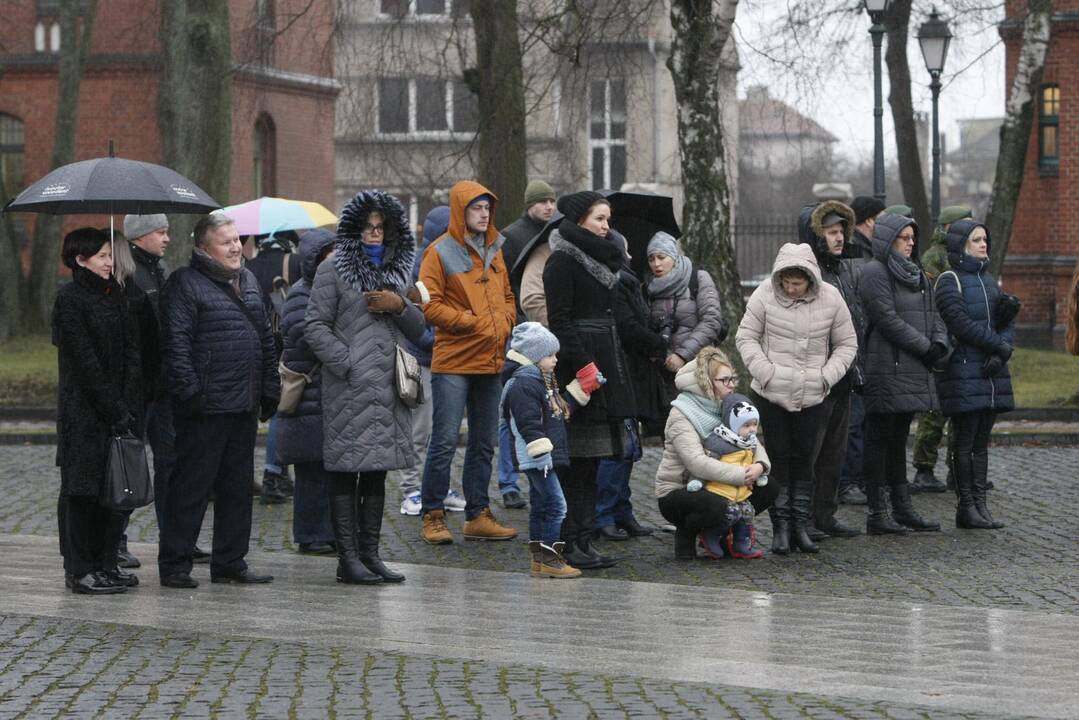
left=222, top=196, right=337, bottom=236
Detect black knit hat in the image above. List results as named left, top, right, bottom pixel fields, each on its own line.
left=556, top=191, right=607, bottom=224
left=850, top=196, right=886, bottom=225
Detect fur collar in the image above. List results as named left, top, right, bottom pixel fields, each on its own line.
left=548, top=227, right=619, bottom=290
left=334, top=190, right=415, bottom=293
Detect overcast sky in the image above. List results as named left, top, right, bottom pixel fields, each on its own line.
left=732, top=2, right=1007, bottom=165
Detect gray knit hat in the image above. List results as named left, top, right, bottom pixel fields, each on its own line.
left=647, top=231, right=680, bottom=258
left=123, top=213, right=168, bottom=240
left=509, top=322, right=560, bottom=364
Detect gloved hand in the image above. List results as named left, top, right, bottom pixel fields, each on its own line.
left=176, top=393, right=205, bottom=418
left=364, top=290, right=406, bottom=314
left=923, top=341, right=948, bottom=369
left=575, top=362, right=603, bottom=394
left=997, top=342, right=1014, bottom=363
left=995, top=293, right=1022, bottom=330
left=983, top=355, right=1005, bottom=376
left=259, top=395, right=279, bottom=422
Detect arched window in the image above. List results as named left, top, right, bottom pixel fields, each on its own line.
left=254, top=113, right=276, bottom=197
left=0, top=114, right=25, bottom=199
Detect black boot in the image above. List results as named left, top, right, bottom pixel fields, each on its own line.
left=562, top=538, right=605, bottom=569
left=330, top=485, right=381, bottom=585
left=789, top=476, right=819, bottom=554
left=866, top=485, right=910, bottom=535
left=261, top=470, right=289, bottom=505
left=674, top=526, right=697, bottom=560
left=954, top=449, right=997, bottom=529
left=768, top=482, right=791, bottom=554
left=890, top=482, right=940, bottom=532
left=356, top=482, right=405, bottom=583
left=971, top=448, right=1004, bottom=529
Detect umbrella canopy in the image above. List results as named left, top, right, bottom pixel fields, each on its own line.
left=602, top=190, right=681, bottom=280
left=222, top=196, right=338, bottom=236
left=2, top=156, right=220, bottom=215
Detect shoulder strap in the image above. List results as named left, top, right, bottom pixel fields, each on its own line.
left=689, top=269, right=699, bottom=299
left=934, top=270, right=961, bottom=294
left=203, top=274, right=262, bottom=334
left=281, top=254, right=291, bottom=286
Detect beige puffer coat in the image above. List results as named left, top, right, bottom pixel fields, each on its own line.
left=655, top=360, right=770, bottom=498
left=735, top=243, right=857, bottom=412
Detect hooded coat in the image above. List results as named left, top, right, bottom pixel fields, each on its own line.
left=304, top=191, right=427, bottom=473
left=735, top=243, right=858, bottom=412
left=418, top=181, right=516, bottom=375
left=797, top=201, right=866, bottom=386
left=500, top=349, right=573, bottom=471
left=933, top=219, right=1015, bottom=415
left=273, top=229, right=336, bottom=465
left=644, top=267, right=725, bottom=364
left=857, top=213, right=949, bottom=415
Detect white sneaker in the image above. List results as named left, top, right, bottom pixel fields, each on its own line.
left=444, top=489, right=467, bottom=512
left=399, top=493, right=422, bottom=516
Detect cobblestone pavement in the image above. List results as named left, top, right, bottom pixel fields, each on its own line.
left=0, top=613, right=1025, bottom=719
left=4, top=444, right=1079, bottom=613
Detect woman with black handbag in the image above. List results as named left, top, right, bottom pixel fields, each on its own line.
left=53, top=228, right=143, bottom=594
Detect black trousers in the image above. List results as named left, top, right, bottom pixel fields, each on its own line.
left=751, top=392, right=826, bottom=522
left=59, top=491, right=125, bottom=577
left=158, top=412, right=257, bottom=579
left=950, top=410, right=995, bottom=481
left=658, top=482, right=779, bottom=536
left=559, top=456, right=599, bottom=545
left=864, top=412, right=915, bottom=494
left=811, top=379, right=852, bottom=527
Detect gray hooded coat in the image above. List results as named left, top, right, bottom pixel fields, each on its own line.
left=304, top=191, right=426, bottom=473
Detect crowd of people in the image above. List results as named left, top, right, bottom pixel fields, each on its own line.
left=51, top=181, right=1020, bottom=594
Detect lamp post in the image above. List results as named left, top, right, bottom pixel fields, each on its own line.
left=864, top=0, right=891, bottom=204
left=918, top=8, right=952, bottom=227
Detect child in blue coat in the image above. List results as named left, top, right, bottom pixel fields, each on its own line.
left=501, top=322, right=584, bottom=578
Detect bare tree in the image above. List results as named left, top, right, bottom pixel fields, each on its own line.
left=988, top=0, right=1052, bottom=273
left=668, top=0, right=743, bottom=359
left=158, top=1, right=233, bottom=263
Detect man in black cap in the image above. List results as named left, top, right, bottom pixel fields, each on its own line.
left=847, top=196, right=885, bottom=260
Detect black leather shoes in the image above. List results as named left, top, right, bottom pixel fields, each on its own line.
left=161, top=572, right=199, bottom=589
left=116, top=549, right=141, bottom=569
left=211, top=569, right=274, bottom=584
left=72, top=571, right=126, bottom=595
left=806, top=526, right=829, bottom=542
left=838, top=486, right=868, bottom=505
left=298, top=541, right=337, bottom=556
left=104, top=567, right=139, bottom=587
left=820, top=520, right=863, bottom=538
left=616, top=518, right=654, bottom=537
left=595, top=525, right=630, bottom=541
left=501, top=490, right=527, bottom=509
left=192, top=546, right=211, bottom=564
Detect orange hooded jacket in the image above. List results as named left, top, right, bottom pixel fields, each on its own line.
left=418, top=180, right=516, bottom=374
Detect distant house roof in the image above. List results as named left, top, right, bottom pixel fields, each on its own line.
left=739, top=85, right=838, bottom=144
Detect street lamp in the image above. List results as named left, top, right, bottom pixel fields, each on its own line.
left=918, top=7, right=952, bottom=226
left=864, top=0, right=891, bottom=203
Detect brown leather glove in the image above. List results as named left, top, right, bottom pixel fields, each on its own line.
left=364, top=290, right=405, bottom=314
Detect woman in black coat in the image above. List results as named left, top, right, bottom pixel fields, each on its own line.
left=543, top=191, right=666, bottom=569
left=273, top=229, right=337, bottom=554
left=858, top=214, right=948, bottom=535
left=53, top=228, right=142, bottom=595
left=934, top=219, right=1016, bottom=529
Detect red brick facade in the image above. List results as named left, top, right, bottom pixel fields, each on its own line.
left=1002, top=1, right=1079, bottom=347
left=0, top=0, right=338, bottom=239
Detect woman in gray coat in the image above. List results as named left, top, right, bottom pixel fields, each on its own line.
left=858, top=213, right=948, bottom=535
left=305, top=191, right=426, bottom=585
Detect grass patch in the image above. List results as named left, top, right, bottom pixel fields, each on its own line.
left=1009, top=347, right=1079, bottom=407
left=0, top=334, right=57, bottom=406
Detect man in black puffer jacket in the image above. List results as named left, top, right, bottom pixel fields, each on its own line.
left=158, top=211, right=280, bottom=589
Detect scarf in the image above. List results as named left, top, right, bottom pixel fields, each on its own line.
left=670, top=391, right=724, bottom=440
left=334, top=191, right=415, bottom=294
left=646, top=254, right=693, bottom=299
left=887, top=249, right=923, bottom=290
left=548, top=221, right=622, bottom=289
left=363, top=243, right=385, bottom=267
left=192, top=248, right=242, bottom=289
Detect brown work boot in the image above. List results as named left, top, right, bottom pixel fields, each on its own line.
left=421, top=509, right=453, bottom=545
left=463, top=507, right=518, bottom=541
left=533, top=543, right=581, bottom=578
left=528, top=540, right=542, bottom=574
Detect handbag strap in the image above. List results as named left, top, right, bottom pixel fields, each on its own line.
left=203, top=274, right=263, bottom=334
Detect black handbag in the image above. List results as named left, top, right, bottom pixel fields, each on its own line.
left=102, top=432, right=154, bottom=511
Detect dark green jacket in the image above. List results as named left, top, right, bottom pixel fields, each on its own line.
left=921, top=228, right=949, bottom=282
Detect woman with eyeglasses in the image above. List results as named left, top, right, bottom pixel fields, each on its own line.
left=857, top=213, right=948, bottom=536
left=735, top=243, right=857, bottom=554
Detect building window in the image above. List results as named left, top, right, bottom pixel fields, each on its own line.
left=379, top=0, right=470, bottom=18
left=0, top=114, right=25, bottom=199
left=1039, top=84, right=1060, bottom=172
left=254, top=114, right=277, bottom=197
left=589, top=79, right=627, bottom=191
left=377, top=78, right=479, bottom=136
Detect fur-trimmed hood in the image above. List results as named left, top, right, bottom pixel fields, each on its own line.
left=798, top=200, right=854, bottom=268
left=334, top=190, right=415, bottom=294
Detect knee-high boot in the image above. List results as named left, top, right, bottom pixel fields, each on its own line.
left=890, top=481, right=940, bottom=531
left=356, top=475, right=405, bottom=583
left=789, top=474, right=819, bottom=553
left=953, top=449, right=993, bottom=529
left=768, top=481, right=791, bottom=555
left=330, top=477, right=381, bottom=585
left=866, top=474, right=909, bottom=535
left=971, top=448, right=1003, bottom=529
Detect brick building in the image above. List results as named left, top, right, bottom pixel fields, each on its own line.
left=0, top=0, right=338, bottom=246
left=1002, top=1, right=1079, bottom=347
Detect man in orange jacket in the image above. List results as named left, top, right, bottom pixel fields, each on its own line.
left=418, top=180, right=519, bottom=544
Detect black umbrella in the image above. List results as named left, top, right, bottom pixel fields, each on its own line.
left=3, top=154, right=220, bottom=216
left=602, top=190, right=681, bottom=280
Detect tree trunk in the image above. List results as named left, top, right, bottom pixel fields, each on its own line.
left=667, top=0, right=743, bottom=367
left=159, top=1, right=232, bottom=264
left=884, top=0, right=931, bottom=246
left=989, top=0, right=1053, bottom=274
left=22, top=0, right=97, bottom=333
left=0, top=157, right=28, bottom=340
left=468, top=0, right=527, bottom=223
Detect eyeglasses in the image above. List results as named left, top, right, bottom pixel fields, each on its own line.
left=897, top=233, right=915, bottom=242
left=715, top=375, right=739, bottom=386
left=363, top=224, right=385, bottom=235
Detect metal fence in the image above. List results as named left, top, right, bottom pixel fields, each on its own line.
left=734, top=215, right=794, bottom=287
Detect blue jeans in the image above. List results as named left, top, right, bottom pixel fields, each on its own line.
left=292, top=461, right=333, bottom=545
left=594, top=458, right=635, bottom=528
left=421, top=373, right=500, bottom=519
left=840, top=392, right=865, bottom=490
left=145, top=398, right=176, bottom=530
left=264, top=414, right=283, bottom=475
left=525, top=467, right=566, bottom=545
left=498, top=422, right=522, bottom=496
